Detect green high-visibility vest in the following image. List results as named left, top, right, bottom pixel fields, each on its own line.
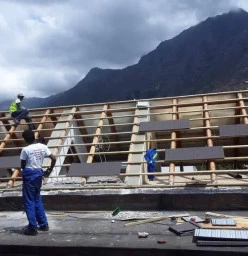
left=9, top=100, right=18, bottom=113
left=149, top=152, right=158, bottom=163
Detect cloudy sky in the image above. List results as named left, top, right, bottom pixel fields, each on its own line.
left=0, top=0, right=247, bottom=102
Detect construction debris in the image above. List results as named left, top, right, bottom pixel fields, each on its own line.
left=125, top=213, right=189, bottom=227
left=181, top=216, right=204, bottom=223
left=157, top=239, right=167, bottom=244
left=138, top=232, right=149, bottom=238
left=211, top=218, right=236, bottom=226
left=169, top=221, right=201, bottom=236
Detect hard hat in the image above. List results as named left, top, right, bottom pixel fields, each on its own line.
left=17, top=93, right=24, bottom=97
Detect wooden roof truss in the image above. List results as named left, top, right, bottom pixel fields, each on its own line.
left=0, top=90, right=248, bottom=190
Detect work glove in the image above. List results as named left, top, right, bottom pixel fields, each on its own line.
left=44, top=167, right=53, bottom=178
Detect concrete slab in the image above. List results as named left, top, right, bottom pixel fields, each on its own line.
left=0, top=187, right=248, bottom=256
left=0, top=210, right=248, bottom=256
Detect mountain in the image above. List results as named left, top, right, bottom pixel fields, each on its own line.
left=1, top=9, right=248, bottom=110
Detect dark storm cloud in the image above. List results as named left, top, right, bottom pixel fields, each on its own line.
left=6, top=0, right=69, bottom=5
left=38, top=1, right=153, bottom=67
left=0, top=0, right=247, bottom=102
left=178, top=0, right=240, bottom=18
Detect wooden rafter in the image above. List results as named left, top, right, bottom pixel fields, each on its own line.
left=169, top=99, right=178, bottom=185
left=203, top=96, right=217, bottom=182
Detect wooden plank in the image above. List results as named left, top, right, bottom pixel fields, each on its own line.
left=125, top=213, right=189, bottom=227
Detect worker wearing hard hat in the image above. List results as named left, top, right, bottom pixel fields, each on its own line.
left=9, top=93, right=35, bottom=130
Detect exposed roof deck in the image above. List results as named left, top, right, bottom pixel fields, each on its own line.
left=1, top=89, right=248, bottom=191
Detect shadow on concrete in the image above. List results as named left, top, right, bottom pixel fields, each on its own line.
left=4, top=226, right=23, bottom=234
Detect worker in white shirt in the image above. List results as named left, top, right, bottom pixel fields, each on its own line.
left=20, top=129, right=56, bottom=235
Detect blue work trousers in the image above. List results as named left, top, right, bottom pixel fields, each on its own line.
left=22, top=168, right=47, bottom=230
left=11, top=109, right=30, bottom=123
left=147, top=163, right=155, bottom=181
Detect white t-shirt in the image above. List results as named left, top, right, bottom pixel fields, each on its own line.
left=20, top=143, right=51, bottom=169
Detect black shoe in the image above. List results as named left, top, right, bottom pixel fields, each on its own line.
left=5, top=184, right=11, bottom=189
left=38, top=224, right=49, bottom=231
left=13, top=119, right=20, bottom=125
left=28, top=123, right=36, bottom=130
left=22, top=226, right=38, bottom=236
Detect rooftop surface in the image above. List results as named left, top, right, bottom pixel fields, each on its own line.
left=1, top=210, right=248, bottom=256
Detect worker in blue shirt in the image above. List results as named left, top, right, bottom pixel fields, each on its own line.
left=144, top=148, right=158, bottom=181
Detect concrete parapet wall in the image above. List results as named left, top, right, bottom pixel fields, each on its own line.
left=0, top=188, right=247, bottom=211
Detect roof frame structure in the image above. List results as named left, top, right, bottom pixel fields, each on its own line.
left=1, top=89, right=248, bottom=190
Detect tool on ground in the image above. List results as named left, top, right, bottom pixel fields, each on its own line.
left=112, top=207, right=120, bottom=216
left=170, top=216, right=177, bottom=222
left=203, top=217, right=211, bottom=223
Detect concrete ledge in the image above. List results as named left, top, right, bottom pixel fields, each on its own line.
left=1, top=245, right=246, bottom=256
left=0, top=187, right=248, bottom=211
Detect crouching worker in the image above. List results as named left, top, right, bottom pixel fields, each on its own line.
left=9, top=93, right=35, bottom=130
left=20, top=129, right=56, bottom=236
